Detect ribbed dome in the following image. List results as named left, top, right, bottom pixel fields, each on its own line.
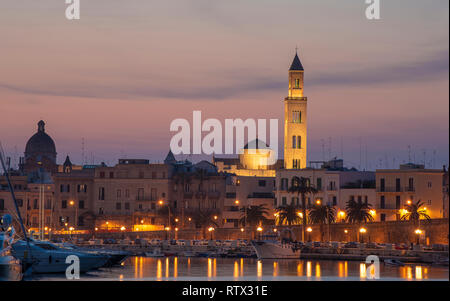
left=25, top=121, right=56, bottom=155
left=243, top=139, right=269, bottom=150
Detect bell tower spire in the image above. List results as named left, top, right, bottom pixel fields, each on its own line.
left=284, top=50, right=307, bottom=169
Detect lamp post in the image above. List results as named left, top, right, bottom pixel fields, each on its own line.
left=69, top=200, right=78, bottom=229
left=306, top=227, right=312, bottom=242
left=159, top=200, right=171, bottom=238
left=359, top=227, right=367, bottom=243
left=208, top=227, right=215, bottom=240
left=256, top=226, right=263, bottom=240
left=415, top=229, right=423, bottom=245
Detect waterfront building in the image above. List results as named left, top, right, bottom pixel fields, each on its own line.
left=275, top=159, right=376, bottom=220
left=375, top=163, right=446, bottom=221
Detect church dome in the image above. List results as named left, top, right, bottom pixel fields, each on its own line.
left=243, top=139, right=270, bottom=150
left=25, top=120, right=56, bottom=155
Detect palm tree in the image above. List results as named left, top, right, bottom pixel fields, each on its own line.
left=345, top=199, right=374, bottom=242
left=288, top=177, right=318, bottom=242
left=309, top=204, right=336, bottom=242
left=240, top=205, right=269, bottom=239
left=400, top=200, right=430, bottom=225
left=191, top=209, right=219, bottom=239
left=276, top=203, right=302, bottom=226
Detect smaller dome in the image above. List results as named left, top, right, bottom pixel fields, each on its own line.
left=243, top=139, right=270, bottom=150
left=25, top=120, right=57, bottom=155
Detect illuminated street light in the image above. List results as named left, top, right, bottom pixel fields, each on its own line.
left=120, top=226, right=126, bottom=231
left=316, top=199, right=321, bottom=205
left=415, top=229, right=423, bottom=235
left=213, top=215, right=218, bottom=220
left=140, top=219, right=144, bottom=224
left=158, top=200, right=164, bottom=205
left=95, top=227, right=98, bottom=231
left=188, top=217, right=192, bottom=222
left=175, top=218, right=179, bottom=222
left=306, top=227, right=312, bottom=233
left=344, top=229, right=348, bottom=234
left=165, top=227, right=170, bottom=231
left=407, top=200, right=412, bottom=205
left=240, top=228, right=244, bottom=232
left=235, top=200, right=240, bottom=205
left=359, top=227, right=367, bottom=233
left=208, top=227, right=215, bottom=232
left=273, top=228, right=277, bottom=232
left=175, top=227, right=179, bottom=232
left=369, top=210, right=376, bottom=216
left=297, top=212, right=303, bottom=218
left=256, top=227, right=263, bottom=232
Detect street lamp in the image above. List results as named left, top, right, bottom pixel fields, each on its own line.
left=158, top=200, right=171, bottom=236
left=306, top=227, right=312, bottom=241
left=415, top=229, right=423, bottom=244
left=359, top=227, right=367, bottom=243
left=256, top=226, right=263, bottom=240
left=208, top=227, right=215, bottom=240
left=69, top=200, right=78, bottom=229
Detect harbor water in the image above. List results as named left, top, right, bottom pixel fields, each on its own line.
left=29, top=257, right=449, bottom=281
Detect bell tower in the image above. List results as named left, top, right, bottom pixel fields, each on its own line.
left=284, top=51, right=307, bottom=169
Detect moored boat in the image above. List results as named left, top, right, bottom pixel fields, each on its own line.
left=251, top=240, right=301, bottom=259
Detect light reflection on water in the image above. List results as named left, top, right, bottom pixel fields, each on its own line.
left=31, top=257, right=449, bottom=281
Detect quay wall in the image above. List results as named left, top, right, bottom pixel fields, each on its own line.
left=54, top=219, right=449, bottom=245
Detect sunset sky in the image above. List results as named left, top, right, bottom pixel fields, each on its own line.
left=0, top=0, right=448, bottom=170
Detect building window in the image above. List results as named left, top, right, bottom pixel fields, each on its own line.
left=292, top=111, right=301, bottom=123
left=17, top=199, right=23, bottom=207
left=396, top=196, right=401, bottom=209
left=0, top=199, right=4, bottom=210
left=258, top=180, right=266, bottom=187
left=380, top=196, right=385, bottom=209
left=116, top=202, right=121, bottom=210
left=332, top=196, right=337, bottom=206
left=396, top=178, right=401, bottom=192
left=292, top=136, right=296, bottom=148
left=292, top=159, right=300, bottom=169
left=294, top=78, right=300, bottom=88
left=61, top=200, right=67, bottom=209
left=427, top=182, right=432, bottom=188
left=152, top=172, right=157, bottom=179
left=79, top=200, right=85, bottom=209
left=297, top=136, right=301, bottom=149
left=117, top=189, right=121, bottom=198
left=109, top=172, right=114, bottom=178
left=317, top=178, right=322, bottom=190
left=137, top=188, right=144, bottom=201
left=408, top=178, right=414, bottom=191
left=99, top=172, right=105, bottom=178
left=282, top=197, right=287, bottom=206
left=380, top=178, right=385, bottom=192
left=125, top=202, right=130, bottom=210
left=125, top=189, right=130, bottom=198
left=98, top=187, right=105, bottom=200
left=381, top=214, right=386, bottom=222
left=45, top=199, right=52, bottom=210
left=77, top=184, right=87, bottom=193
left=139, top=171, right=144, bottom=179
left=151, top=188, right=157, bottom=201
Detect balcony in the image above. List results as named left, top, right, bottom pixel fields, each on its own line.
left=376, top=187, right=403, bottom=192
left=404, top=186, right=415, bottom=192
left=326, top=186, right=337, bottom=191
left=208, top=191, right=221, bottom=199
left=195, top=191, right=207, bottom=199
left=183, top=192, right=194, bottom=199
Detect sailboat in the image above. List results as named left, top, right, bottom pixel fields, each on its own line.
left=0, top=215, right=22, bottom=281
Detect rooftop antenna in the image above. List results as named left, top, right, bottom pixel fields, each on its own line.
left=365, top=143, right=368, bottom=171
left=81, top=137, right=85, bottom=165
left=359, top=137, right=362, bottom=170
left=422, top=149, right=426, bottom=168
left=321, top=139, right=325, bottom=161
left=407, top=145, right=411, bottom=163
left=432, top=150, right=436, bottom=169
left=340, top=136, right=343, bottom=161
left=328, top=137, right=332, bottom=160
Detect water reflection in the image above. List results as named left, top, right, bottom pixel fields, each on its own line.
left=58, top=257, right=447, bottom=281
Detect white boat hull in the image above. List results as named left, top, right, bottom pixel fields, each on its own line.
left=251, top=241, right=300, bottom=259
